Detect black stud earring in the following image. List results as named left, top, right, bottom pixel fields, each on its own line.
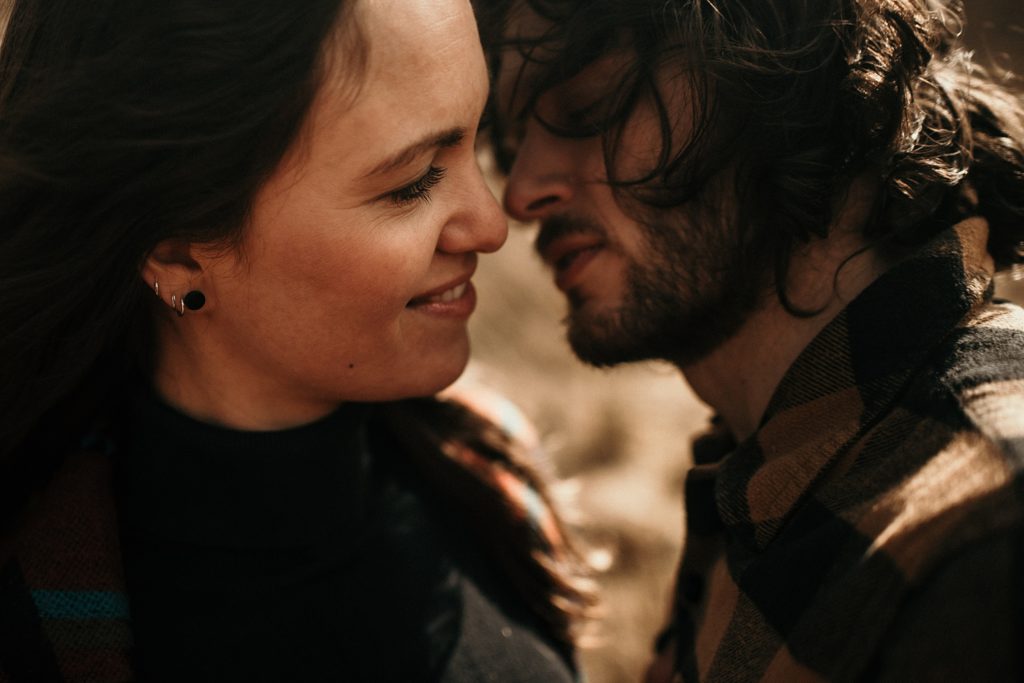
left=183, top=290, right=206, bottom=311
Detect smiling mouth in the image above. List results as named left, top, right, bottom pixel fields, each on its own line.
left=409, top=282, right=469, bottom=306
left=407, top=280, right=477, bottom=318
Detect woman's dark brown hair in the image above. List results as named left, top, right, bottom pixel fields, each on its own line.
left=478, top=0, right=1024, bottom=310
left=0, top=0, right=591, bottom=646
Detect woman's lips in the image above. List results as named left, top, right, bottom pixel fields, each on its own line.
left=407, top=279, right=477, bottom=317
left=417, top=282, right=469, bottom=303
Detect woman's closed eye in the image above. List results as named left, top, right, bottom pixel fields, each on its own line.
left=382, top=166, right=447, bottom=207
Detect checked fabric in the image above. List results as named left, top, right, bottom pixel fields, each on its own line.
left=656, top=217, right=1024, bottom=682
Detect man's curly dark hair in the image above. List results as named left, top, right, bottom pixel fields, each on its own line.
left=477, top=0, right=1024, bottom=310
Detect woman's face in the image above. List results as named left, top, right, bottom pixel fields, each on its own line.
left=159, top=0, right=506, bottom=427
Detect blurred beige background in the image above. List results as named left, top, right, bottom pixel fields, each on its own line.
left=464, top=6, right=1024, bottom=681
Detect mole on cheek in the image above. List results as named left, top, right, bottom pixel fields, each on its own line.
left=348, top=363, right=355, bottom=369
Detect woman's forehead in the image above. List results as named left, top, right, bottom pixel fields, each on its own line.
left=276, top=0, right=489, bottom=185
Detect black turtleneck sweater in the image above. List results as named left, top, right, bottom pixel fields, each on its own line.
left=114, top=391, right=575, bottom=682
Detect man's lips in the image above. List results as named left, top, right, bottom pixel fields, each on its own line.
left=540, top=233, right=605, bottom=269
left=539, top=233, right=607, bottom=292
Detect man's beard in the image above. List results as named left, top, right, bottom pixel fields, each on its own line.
left=562, top=212, right=762, bottom=369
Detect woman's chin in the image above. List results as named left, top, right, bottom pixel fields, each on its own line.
left=414, top=353, right=471, bottom=398
left=371, top=345, right=471, bottom=402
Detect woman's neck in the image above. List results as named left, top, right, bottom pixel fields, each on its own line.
left=152, top=321, right=339, bottom=431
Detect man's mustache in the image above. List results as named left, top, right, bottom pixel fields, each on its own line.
left=534, top=215, right=607, bottom=260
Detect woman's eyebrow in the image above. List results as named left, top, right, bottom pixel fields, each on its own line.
left=362, top=127, right=466, bottom=178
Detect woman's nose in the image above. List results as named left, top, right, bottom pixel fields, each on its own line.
left=470, top=183, right=509, bottom=254
left=438, top=164, right=508, bottom=254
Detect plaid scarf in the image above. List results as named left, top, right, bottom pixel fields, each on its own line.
left=0, top=449, right=131, bottom=683
left=651, top=217, right=1024, bottom=682
left=0, top=394, right=562, bottom=682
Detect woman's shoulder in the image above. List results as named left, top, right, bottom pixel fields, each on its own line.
left=441, top=377, right=542, bottom=455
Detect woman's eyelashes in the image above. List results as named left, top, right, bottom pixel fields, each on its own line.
left=383, top=166, right=448, bottom=207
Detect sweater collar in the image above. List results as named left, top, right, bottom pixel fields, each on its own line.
left=116, top=388, right=371, bottom=549
left=714, top=217, right=995, bottom=551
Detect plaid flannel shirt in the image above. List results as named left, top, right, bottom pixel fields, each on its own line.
left=654, top=217, right=1024, bottom=682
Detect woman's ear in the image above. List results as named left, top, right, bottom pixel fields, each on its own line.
left=141, top=238, right=205, bottom=315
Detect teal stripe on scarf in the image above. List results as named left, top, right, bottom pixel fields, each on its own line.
left=32, top=590, right=130, bottom=620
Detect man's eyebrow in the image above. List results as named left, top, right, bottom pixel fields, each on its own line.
left=362, top=128, right=466, bottom=178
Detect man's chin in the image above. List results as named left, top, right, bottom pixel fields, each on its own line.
left=563, top=304, right=733, bottom=369
left=565, top=311, right=654, bottom=368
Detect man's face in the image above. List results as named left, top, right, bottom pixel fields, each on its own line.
left=497, top=14, right=758, bottom=368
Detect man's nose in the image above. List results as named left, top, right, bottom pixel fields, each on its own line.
left=502, top=121, right=574, bottom=223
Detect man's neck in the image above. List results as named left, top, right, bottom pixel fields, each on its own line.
left=678, top=207, right=891, bottom=441
left=679, top=295, right=836, bottom=441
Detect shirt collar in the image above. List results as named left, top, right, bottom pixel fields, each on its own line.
left=116, top=388, right=372, bottom=549
left=714, top=217, right=995, bottom=551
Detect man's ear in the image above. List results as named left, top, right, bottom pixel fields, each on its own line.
left=140, top=238, right=204, bottom=312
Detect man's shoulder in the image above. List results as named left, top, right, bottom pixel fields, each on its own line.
left=853, top=299, right=1024, bottom=582
left=934, top=300, right=1024, bottom=458
left=867, top=520, right=1024, bottom=682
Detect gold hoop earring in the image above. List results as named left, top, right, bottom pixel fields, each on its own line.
left=154, top=280, right=160, bottom=297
